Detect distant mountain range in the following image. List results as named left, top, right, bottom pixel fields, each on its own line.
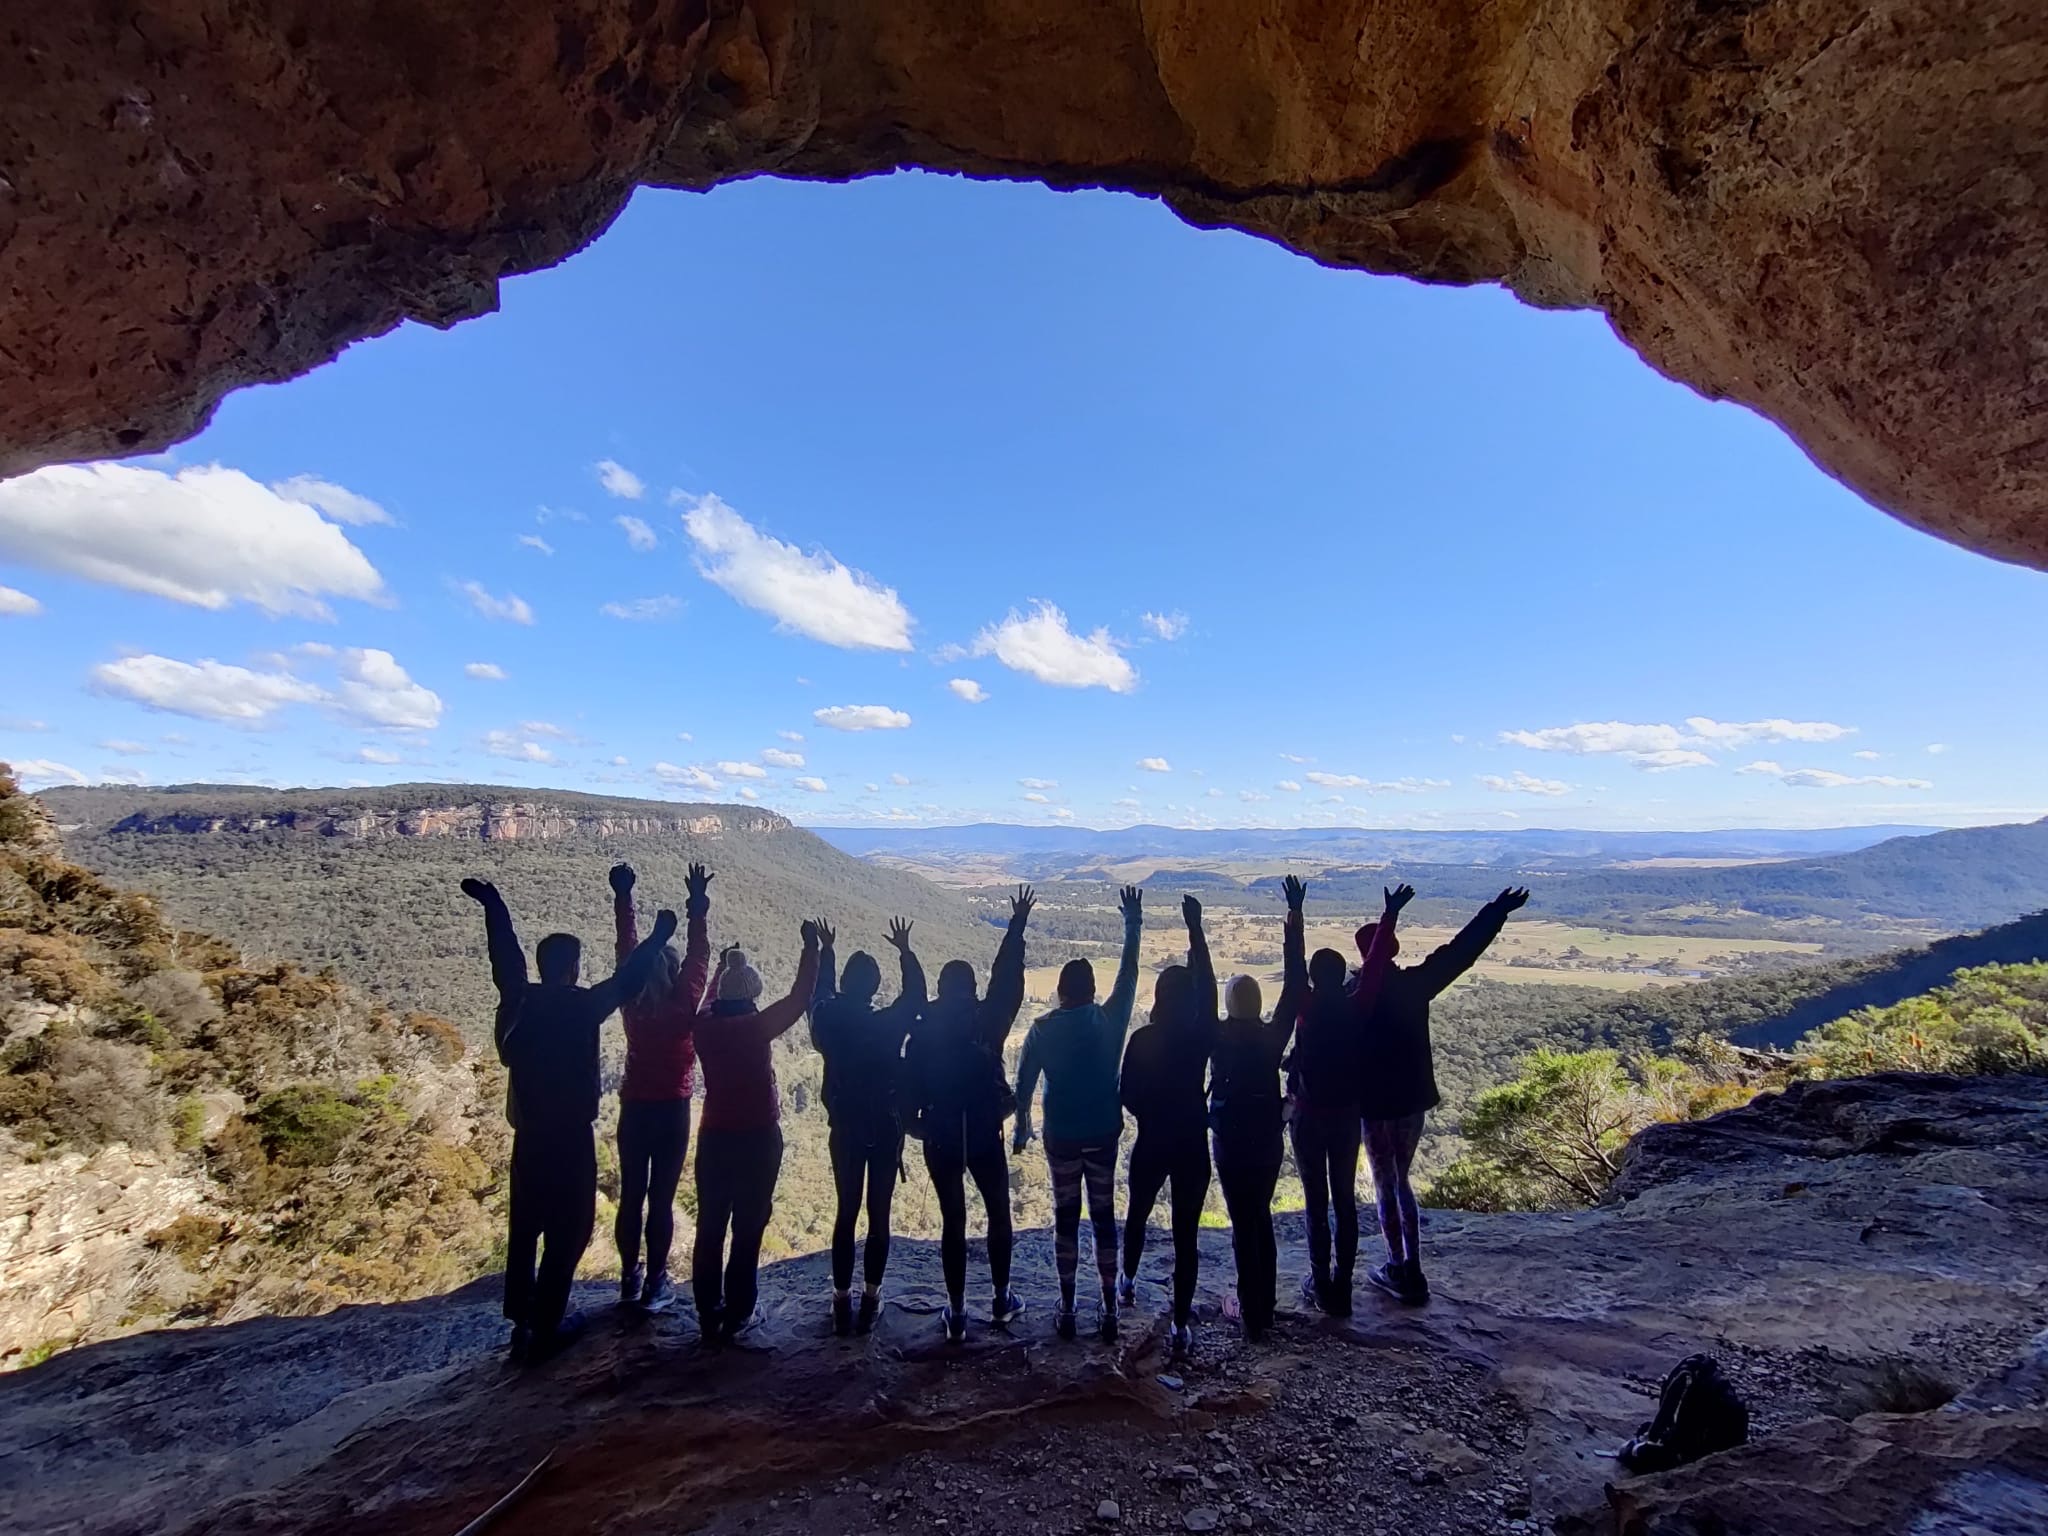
left=814, top=821, right=1943, bottom=871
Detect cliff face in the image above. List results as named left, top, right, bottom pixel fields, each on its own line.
left=107, top=804, right=790, bottom=843
left=2, top=4, right=2046, bottom=568
left=2, top=1072, right=2043, bottom=1536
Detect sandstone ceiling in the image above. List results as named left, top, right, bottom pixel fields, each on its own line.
left=3, top=2, right=2044, bottom=567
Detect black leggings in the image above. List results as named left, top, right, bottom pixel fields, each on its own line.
left=1123, top=1127, right=1211, bottom=1325
left=504, top=1125, right=596, bottom=1337
left=830, top=1123, right=902, bottom=1290
left=1213, top=1129, right=1283, bottom=1331
left=616, top=1098, right=691, bottom=1278
left=692, top=1125, right=783, bottom=1324
left=1291, top=1109, right=1362, bottom=1284
left=922, top=1130, right=1013, bottom=1306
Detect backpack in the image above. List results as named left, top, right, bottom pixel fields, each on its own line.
left=1618, top=1354, right=1748, bottom=1473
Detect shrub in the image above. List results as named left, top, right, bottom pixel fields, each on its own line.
left=248, top=1084, right=369, bottom=1168
left=146, top=1213, right=228, bottom=1268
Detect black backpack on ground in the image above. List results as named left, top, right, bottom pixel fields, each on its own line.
left=1618, top=1353, right=1749, bottom=1473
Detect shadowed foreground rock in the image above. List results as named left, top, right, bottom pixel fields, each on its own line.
left=1, top=1073, right=2044, bottom=1535
left=3, top=4, right=2046, bottom=568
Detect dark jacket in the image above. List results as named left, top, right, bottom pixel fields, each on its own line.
left=905, top=910, right=1027, bottom=1147
left=810, top=943, right=925, bottom=1135
left=1357, top=896, right=1512, bottom=1121
left=1120, top=913, right=1218, bottom=1143
left=1208, top=906, right=1306, bottom=1146
left=1285, top=910, right=1399, bottom=1120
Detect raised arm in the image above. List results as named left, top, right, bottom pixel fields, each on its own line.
left=1012, top=1023, right=1045, bottom=1151
left=1103, top=884, right=1144, bottom=1034
left=1352, top=883, right=1414, bottom=1017
left=589, top=907, right=680, bottom=1017
left=978, top=886, right=1033, bottom=1050
left=1184, top=895, right=1219, bottom=1030
left=885, top=918, right=926, bottom=1028
left=678, top=863, right=713, bottom=1013
left=610, top=862, right=640, bottom=966
left=463, top=878, right=526, bottom=999
left=813, top=919, right=840, bottom=1009
left=1416, top=886, right=1529, bottom=998
left=1269, top=875, right=1308, bottom=1054
left=754, top=921, right=825, bottom=1042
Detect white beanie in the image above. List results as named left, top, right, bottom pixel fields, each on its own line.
left=717, top=950, right=764, bottom=1003
left=1224, top=973, right=1263, bottom=1021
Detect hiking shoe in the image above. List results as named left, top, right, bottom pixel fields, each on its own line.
left=1117, top=1273, right=1137, bottom=1309
left=1056, top=1302, right=1078, bottom=1341
left=620, top=1263, right=645, bottom=1306
left=698, top=1304, right=725, bottom=1344
left=1099, top=1300, right=1120, bottom=1345
left=1327, top=1277, right=1354, bottom=1318
left=639, top=1269, right=672, bottom=1310
left=833, top=1292, right=854, bottom=1337
left=1399, top=1261, right=1431, bottom=1306
left=1299, top=1272, right=1329, bottom=1313
left=529, top=1311, right=588, bottom=1364
left=1170, top=1322, right=1194, bottom=1358
left=943, top=1305, right=967, bottom=1345
left=856, top=1291, right=881, bottom=1334
left=1367, top=1263, right=1406, bottom=1303
left=507, top=1324, right=533, bottom=1365
left=991, top=1289, right=1026, bottom=1328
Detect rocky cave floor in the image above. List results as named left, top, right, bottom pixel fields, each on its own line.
left=4, top=1073, right=2047, bottom=1536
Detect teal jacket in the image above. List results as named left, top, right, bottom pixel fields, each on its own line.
left=1015, top=909, right=1142, bottom=1143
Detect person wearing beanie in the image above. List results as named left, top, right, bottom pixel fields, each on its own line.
left=1357, top=885, right=1529, bottom=1306
left=1117, top=894, right=1220, bottom=1356
left=810, top=915, right=925, bottom=1336
left=1014, top=884, right=1144, bottom=1342
left=903, top=887, right=1034, bottom=1344
left=609, top=861, right=714, bottom=1314
left=1285, top=880, right=1411, bottom=1318
left=690, top=922, right=822, bottom=1343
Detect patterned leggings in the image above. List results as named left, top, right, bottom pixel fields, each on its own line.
left=1046, top=1135, right=1121, bottom=1301
left=1363, top=1112, right=1427, bottom=1268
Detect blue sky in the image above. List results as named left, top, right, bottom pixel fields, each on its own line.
left=2, top=172, right=2043, bottom=832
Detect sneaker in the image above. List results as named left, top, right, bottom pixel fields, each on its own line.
left=722, top=1307, right=758, bottom=1344
left=1367, top=1263, right=1406, bottom=1302
left=833, top=1291, right=854, bottom=1337
left=1117, top=1272, right=1137, bottom=1309
left=529, top=1311, right=588, bottom=1364
left=507, top=1324, right=533, bottom=1365
left=990, top=1289, right=1026, bottom=1328
left=1400, top=1261, right=1431, bottom=1306
left=1299, top=1272, right=1329, bottom=1313
left=620, top=1263, right=645, bottom=1307
left=1327, top=1276, right=1354, bottom=1319
left=699, top=1304, right=725, bottom=1344
left=1169, top=1322, right=1194, bottom=1357
left=1056, top=1302, right=1078, bottom=1341
left=856, top=1291, right=881, bottom=1334
left=1099, top=1297, right=1120, bottom=1344
left=639, top=1269, right=672, bottom=1311
left=943, top=1305, right=967, bottom=1345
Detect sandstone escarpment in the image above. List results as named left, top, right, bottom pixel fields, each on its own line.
left=2, top=4, right=2046, bottom=567
left=3, top=1073, right=2043, bottom=1535
left=107, top=803, right=788, bottom=843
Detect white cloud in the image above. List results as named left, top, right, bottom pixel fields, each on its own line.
left=793, top=776, right=829, bottom=793
left=535, top=504, right=585, bottom=524
left=459, top=581, right=534, bottom=625
left=517, top=534, right=554, bottom=555
left=1629, top=750, right=1716, bottom=772
left=890, top=773, right=912, bottom=787
left=616, top=514, right=657, bottom=552
left=1141, top=610, right=1189, bottom=641
left=1683, top=716, right=1854, bottom=748
left=677, top=732, right=694, bottom=742
left=1020, top=777, right=1059, bottom=790
left=1239, top=790, right=1270, bottom=802
left=654, top=762, right=719, bottom=792
left=1137, top=757, right=1172, bottom=773
left=864, top=782, right=879, bottom=793
left=739, top=786, right=761, bottom=801
left=1022, top=791, right=1051, bottom=804
left=596, top=460, right=646, bottom=500
left=268, top=475, right=394, bottom=527
left=716, top=760, right=770, bottom=779
left=815, top=704, right=912, bottom=732
left=599, top=595, right=681, bottom=621
left=0, top=585, right=42, bottom=616
left=98, top=739, right=151, bottom=756
left=948, top=678, right=989, bottom=704
left=778, top=730, right=804, bottom=742
left=356, top=746, right=402, bottom=765
left=1738, top=760, right=1933, bottom=790
left=1052, top=808, right=1075, bottom=820
left=0, top=463, right=388, bottom=618
left=1304, top=772, right=1449, bottom=794
left=90, top=654, right=326, bottom=724
left=1480, top=771, right=1571, bottom=797
left=1114, top=797, right=1141, bottom=809
left=611, top=756, right=629, bottom=768
left=1278, top=753, right=1309, bottom=764
left=12, top=759, right=89, bottom=787
left=465, top=662, right=507, bottom=681
left=483, top=730, right=553, bottom=764
left=1276, top=779, right=1302, bottom=793
left=1853, top=750, right=1882, bottom=761
left=762, top=748, right=806, bottom=768
left=521, top=721, right=574, bottom=739
left=681, top=493, right=913, bottom=651
left=1206, top=787, right=1225, bottom=799
left=1926, top=743, right=1950, bottom=755
left=330, top=649, right=442, bottom=730
left=1502, top=717, right=1852, bottom=771
left=974, top=602, right=1135, bottom=692
left=1502, top=721, right=1694, bottom=757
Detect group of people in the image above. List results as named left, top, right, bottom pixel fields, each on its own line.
left=465, top=863, right=1528, bottom=1364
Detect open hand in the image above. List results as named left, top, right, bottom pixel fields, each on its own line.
left=1010, top=884, right=1036, bottom=924
left=1282, top=874, right=1306, bottom=912
left=1119, top=885, right=1144, bottom=922
left=1183, top=894, right=1203, bottom=929
left=608, top=863, right=635, bottom=896
left=651, top=908, right=679, bottom=943
left=814, top=918, right=837, bottom=950
left=1498, top=886, right=1532, bottom=912
left=801, top=919, right=823, bottom=949
left=1384, top=882, right=1416, bottom=914
left=886, top=917, right=913, bottom=953
left=460, top=877, right=496, bottom=903
left=685, top=862, right=712, bottom=903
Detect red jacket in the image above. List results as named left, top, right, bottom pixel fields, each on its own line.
left=694, top=941, right=822, bottom=1133
left=615, top=890, right=711, bottom=1102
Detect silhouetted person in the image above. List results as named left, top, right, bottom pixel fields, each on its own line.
left=904, top=887, right=1032, bottom=1343
left=690, top=922, right=822, bottom=1343
left=1206, top=874, right=1311, bottom=1339
left=1285, top=881, right=1410, bottom=1317
left=810, top=915, right=925, bottom=1335
left=609, top=861, right=712, bottom=1311
left=463, top=876, right=676, bottom=1363
left=1016, top=884, right=1144, bottom=1342
left=1118, top=894, right=1219, bottom=1355
left=1359, top=885, right=1529, bottom=1305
